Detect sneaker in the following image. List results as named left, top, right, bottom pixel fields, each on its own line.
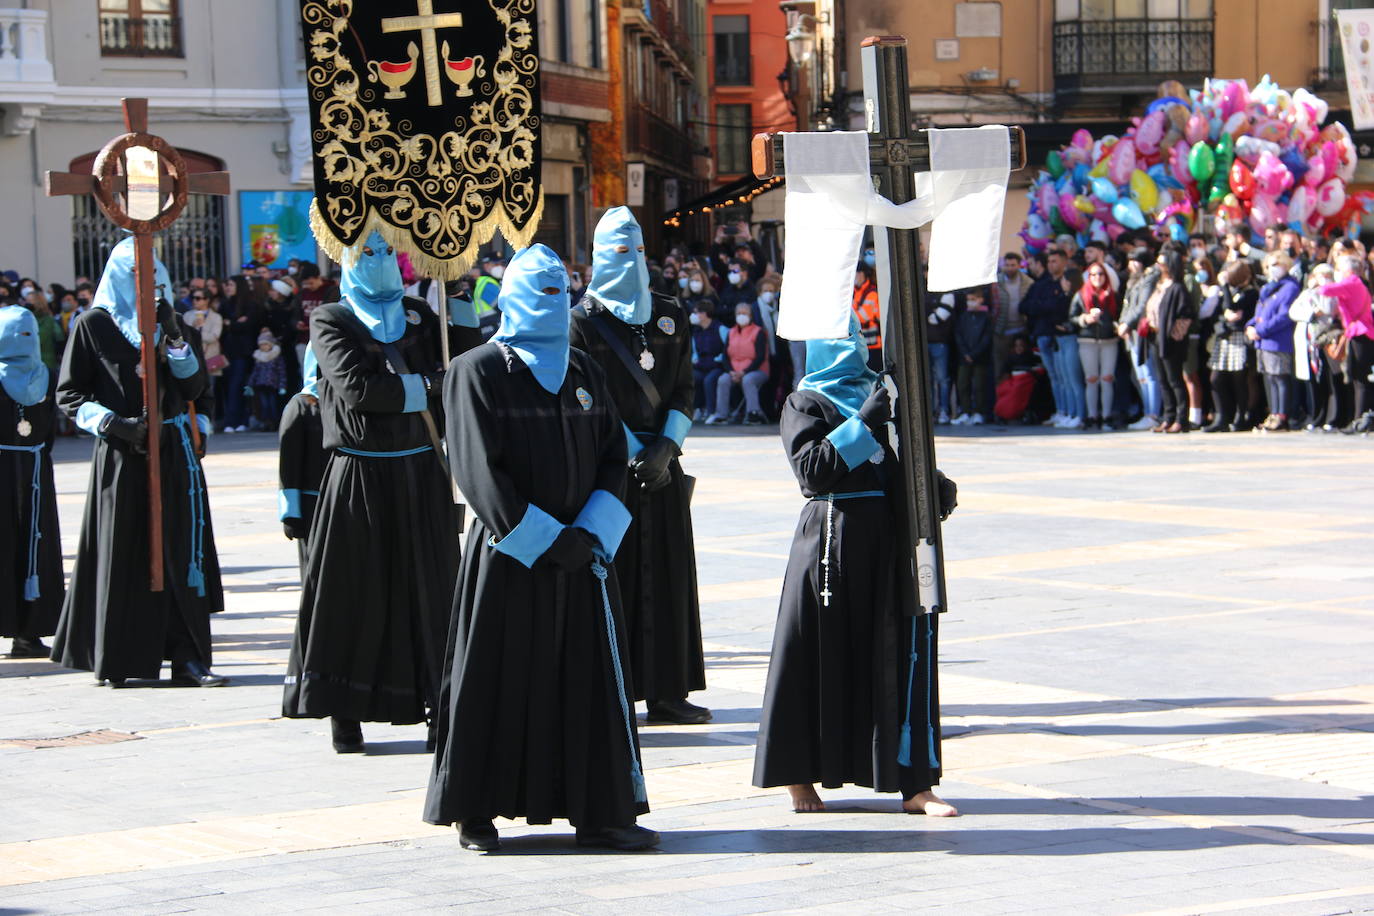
left=693, top=408, right=706, bottom=422
left=705, top=415, right=727, bottom=425
left=1126, top=416, right=1156, bottom=431
left=1043, top=412, right=1063, bottom=427
left=1059, top=416, right=1084, bottom=430
left=744, top=411, right=767, bottom=426
left=936, top=411, right=950, bottom=425
left=969, top=413, right=985, bottom=425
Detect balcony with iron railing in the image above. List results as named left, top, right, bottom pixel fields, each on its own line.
left=100, top=13, right=183, bottom=57
left=626, top=0, right=694, bottom=75
left=1053, top=16, right=1213, bottom=93
left=627, top=103, right=696, bottom=173
left=714, top=53, right=752, bottom=88
left=0, top=8, right=54, bottom=84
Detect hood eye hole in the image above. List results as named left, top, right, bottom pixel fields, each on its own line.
left=362, top=247, right=375, bottom=257
left=636, top=245, right=644, bottom=252
left=615, top=245, right=630, bottom=254
left=541, top=286, right=562, bottom=295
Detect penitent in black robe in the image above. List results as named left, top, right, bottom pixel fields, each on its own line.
left=52, top=309, right=224, bottom=681
left=0, top=371, right=63, bottom=639
left=276, top=392, right=325, bottom=572
left=569, top=293, right=705, bottom=702
left=424, top=345, right=649, bottom=830
left=282, top=298, right=477, bottom=725
left=752, top=390, right=942, bottom=796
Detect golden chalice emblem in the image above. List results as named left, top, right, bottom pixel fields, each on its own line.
left=441, top=42, right=485, bottom=98
left=367, top=42, right=419, bottom=100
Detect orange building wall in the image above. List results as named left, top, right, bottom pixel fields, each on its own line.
left=708, top=0, right=794, bottom=184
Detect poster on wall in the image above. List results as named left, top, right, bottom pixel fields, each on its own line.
left=239, top=190, right=317, bottom=268
left=1337, top=8, right=1374, bottom=131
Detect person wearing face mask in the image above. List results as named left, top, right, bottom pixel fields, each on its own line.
left=53, top=238, right=227, bottom=687
left=283, top=230, right=481, bottom=754
left=1288, top=263, right=1342, bottom=432
left=472, top=255, right=505, bottom=317
left=1245, top=251, right=1301, bottom=432
left=571, top=206, right=709, bottom=726
left=1319, top=255, right=1374, bottom=434
left=711, top=302, right=771, bottom=424
left=1204, top=260, right=1259, bottom=432
left=717, top=258, right=758, bottom=322
left=24, top=290, right=66, bottom=371
left=0, top=306, right=64, bottom=659
left=753, top=315, right=959, bottom=818
left=689, top=303, right=729, bottom=417
left=426, top=243, right=658, bottom=853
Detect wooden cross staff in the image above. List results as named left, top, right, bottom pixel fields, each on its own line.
left=753, top=37, right=1028, bottom=617
left=45, top=98, right=230, bottom=591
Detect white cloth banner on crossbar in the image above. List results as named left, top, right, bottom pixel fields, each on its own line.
left=778, top=125, right=1010, bottom=341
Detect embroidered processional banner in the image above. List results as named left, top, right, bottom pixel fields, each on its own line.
left=299, top=0, right=542, bottom=278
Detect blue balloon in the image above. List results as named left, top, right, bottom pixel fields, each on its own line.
left=1169, top=221, right=1187, bottom=243
left=1072, top=162, right=1090, bottom=188
left=1280, top=149, right=1309, bottom=186
left=1112, top=199, right=1146, bottom=230
left=1146, top=96, right=1189, bottom=114
left=1147, top=163, right=1181, bottom=191
left=1091, top=177, right=1118, bottom=204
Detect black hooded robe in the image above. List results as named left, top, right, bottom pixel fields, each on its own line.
left=276, top=391, right=325, bottom=572
left=282, top=298, right=476, bottom=725
left=0, top=371, right=63, bottom=639
left=51, top=309, right=224, bottom=680
left=569, top=293, right=706, bottom=703
left=752, top=390, right=942, bottom=796
left=424, top=344, right=649, bottom=830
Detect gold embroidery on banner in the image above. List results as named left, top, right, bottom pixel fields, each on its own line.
left=302, top=0, right=544, bottom=280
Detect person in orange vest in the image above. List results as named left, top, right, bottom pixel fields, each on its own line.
left=852, top=262, right=882, bottom=371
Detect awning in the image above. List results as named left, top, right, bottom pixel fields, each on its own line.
left=664, top=173, right=784, bottom=226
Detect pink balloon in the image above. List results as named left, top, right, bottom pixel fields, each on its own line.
left=1105, top=223, right=1125, bottom=242
left=1253, top=151, right=1293, bottom=197
left=1305, top=151, right=1328, bottom=188
left=1169, top=141, right=1193, bottom=186
left=1248, top=195, right=1277, bottom=235
left=1039, top=182, right=1058, bottom=217
left=1185, top=113, right=1209, bottom=145
left=1219, top=81, right=1249, bottom=119
left=1316, top=178, right=1346, bottom=217
left=1065, top=129, right=1093, bottom=164
left=1287, top=185, right=1314, bottom=224
left=1059, top=191, right=1087, bottom=231
left=1135, top=110, right=1166, bottom=155
left=1108, top=138, right=1137, bottom=186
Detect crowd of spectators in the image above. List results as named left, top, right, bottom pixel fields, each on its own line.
left=9, top=214, right=1373, bottom=439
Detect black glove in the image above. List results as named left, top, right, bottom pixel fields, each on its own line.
left=423, top=369, right=446, bottom=399
left=631, top=437, right=678, bottom=492
left=936, top=469, right=958, bottom=521
left=157, top=298, right=183, bottom=346
left=857, top=385, right=892, bottom=431
left=540, top=527, right=597, bottom=571
left=283, top=517, right=309, bottom=541
left=102, top=415, right=148, bottom=454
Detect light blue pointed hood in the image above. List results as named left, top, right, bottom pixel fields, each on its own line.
left=299, top=343, right=320, bottom=399
left=91, top=236, right=173, bottom=347
left=0, top=306, right=48, bottom=407
left=494, top=244, right=571, bottom=395
left=586, top=206, right=651, bottom=324
left=798, top=314, right=878, bottom=419
left=340, top=230, right=406, bottom=343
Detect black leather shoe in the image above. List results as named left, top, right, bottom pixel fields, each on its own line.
left=458, top=819, right=500, bottom=851
left=331, top=717, right=365, bottom=754
left=97, top=677, right=126, bottom=688
left=170, top=659, right=229, bottom=687
left=8, top=636, right=50, bottom=658
left=645, top=698, right=712, bottom=725
left=575, top=823, right=660, bottom=851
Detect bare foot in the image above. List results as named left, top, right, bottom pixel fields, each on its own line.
left=903, top=790, right=959, bottom=817
left=787, top=784, right=825, bottom=812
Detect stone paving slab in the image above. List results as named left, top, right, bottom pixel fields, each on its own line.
left=2, top=428, right=1374, bottom=913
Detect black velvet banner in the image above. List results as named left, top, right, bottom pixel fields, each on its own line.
left=299, top=0, right=542, bottom=279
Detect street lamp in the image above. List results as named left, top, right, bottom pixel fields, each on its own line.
left=785, top=19, right=815, bottom=67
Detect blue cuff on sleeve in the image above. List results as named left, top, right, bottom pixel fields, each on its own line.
left=76, top=402, right=114, bottom=436
left=624, top=423, right=646, bottom=460
left=278, top=488, right=302, bottom=521
left=826, top=416, right=881, bottom=470
left=400, top=374, right=427, bottom=413
left=573, top=489, right=633, bottom=561
left=448, top=296, right=479, bottom=329
left=490, top=503, right=565, bottom=569
left=167, top=347, right=199, bottom=379
left=662, top=409, right=692, bottom=449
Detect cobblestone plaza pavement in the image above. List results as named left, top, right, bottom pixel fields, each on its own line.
left=3, top=426, right=1374, bottom=915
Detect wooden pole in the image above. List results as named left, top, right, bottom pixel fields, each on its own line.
left=133, top=232, right=164, bottom=592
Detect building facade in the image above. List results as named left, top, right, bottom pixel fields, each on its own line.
left=706, top=0, right=793, bottom=188
left=0, top=0, right=614, bottom=283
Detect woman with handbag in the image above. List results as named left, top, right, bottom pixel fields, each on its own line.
left=1288, top=264, right=1346, bottom=431
left=1141, top=249, right=1195, bottom=433
left=185, top=290, right=226, bottom=384
left=1246, top=252, right=1301, bottom=432
left=1203, top=261, right=1259, bottom=432
left=1320, top=254, right=1374, bottom=434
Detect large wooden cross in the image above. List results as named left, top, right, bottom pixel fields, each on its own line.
left=753, top=37, right=1027, bottom=617
left=382, top=0, right=464, bottom=107
left=45, top=98, right=230, bottom=591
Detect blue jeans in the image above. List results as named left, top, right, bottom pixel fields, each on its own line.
left=1130, top=341, right=1162, bottom=418
left=928, top=342, right=952, bottom=415
left=1053, top=335, right=1084, bottom=419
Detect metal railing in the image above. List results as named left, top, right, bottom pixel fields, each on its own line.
left=0, top=8, right=54, bottom=83
left=627, top=104, right=695, bottom=172
left=714, top=52, right=752, bottom=87
left=73, top=194, right=225, bottom=286
left=1053, top=17, right=1212, bottom=89
left=99, top=14, right=183, bottom=57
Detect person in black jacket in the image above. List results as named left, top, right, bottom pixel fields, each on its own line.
left=952, top=286, right=993, bottom=424
left=1019, top=249, right=1075, bottom=426
left=219, top=276, right=265, bottom=432
left=1202, top=260, right=1259, bottom=432
left=1142, top=249, right=1196, bottom=433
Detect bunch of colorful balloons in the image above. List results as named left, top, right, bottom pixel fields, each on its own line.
left=1021, top=77, right=1374, bottom=253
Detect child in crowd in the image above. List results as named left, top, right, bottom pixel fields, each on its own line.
left=952, top=286, right=993, bottom=425
left=249, top=329, right=287, bottom=432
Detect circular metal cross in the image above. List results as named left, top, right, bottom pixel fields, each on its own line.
left=91, top=132, right=190, bottom=233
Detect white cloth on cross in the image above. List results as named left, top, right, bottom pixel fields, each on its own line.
left=778, top=126, right=1010, bottom=341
